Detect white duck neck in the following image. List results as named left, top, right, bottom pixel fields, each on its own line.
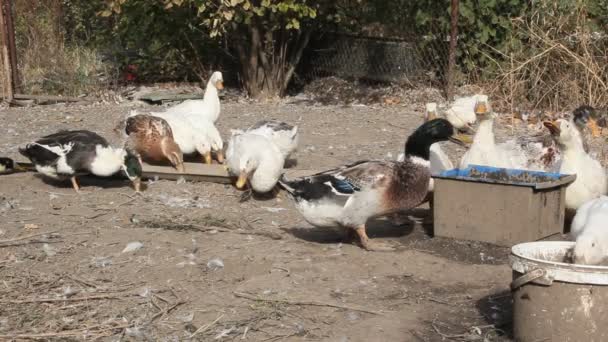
left=202, top=82, right=220, bottom=118
left=561, top=133, right=586, bottom=159
left=473, top=118, right=495, bottom=146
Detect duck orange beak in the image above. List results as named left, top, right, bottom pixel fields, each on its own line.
left=215, top=150, right=225, bottom=164
left=235, top=171, right=248, bottom=189
left=587, top=117, right=601, bottom=137
left=543, top=120, right=561, bottom=135
left=215, top=80, right=224, bottom=90
left=203, top=151, right=212, bottom=164
left=474, top=101, right=489, bottom=115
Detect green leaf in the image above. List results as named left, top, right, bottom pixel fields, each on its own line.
left=223, top=10, right=234, bottom=21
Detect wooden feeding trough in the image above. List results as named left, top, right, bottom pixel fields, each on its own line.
left=8, top=158, right=233, bottom=184
left=431, top=165, right=576, bottom=247
left=141, top=162, right=231, bottom=183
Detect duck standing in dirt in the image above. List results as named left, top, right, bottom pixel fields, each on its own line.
left=279, top=119, right=469, bottom=251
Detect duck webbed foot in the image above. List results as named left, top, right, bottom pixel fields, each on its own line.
left=354, top=225, right=395, bottom=252
left=70, top=176, right=81, bottom=193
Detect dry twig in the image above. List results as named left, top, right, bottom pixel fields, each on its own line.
left=233, top=291, right=384, bottom=315
left=0, top=230, right=59, bottom=245
left=189, top=314, right=224, bottom=338
left=0, top=292, right=139, bottom=304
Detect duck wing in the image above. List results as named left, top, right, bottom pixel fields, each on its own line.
left=20, top=130, right=108, bottom=172
left=126, top=115, right=174, bottom=139
left=36, top=130, right=109, bottom=147
left=249, top=120, right=294, bottom=132
left=279, top=160, right=391, bottom=203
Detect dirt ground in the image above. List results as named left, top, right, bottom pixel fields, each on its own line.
left=0, top=86, right=594, bottom=341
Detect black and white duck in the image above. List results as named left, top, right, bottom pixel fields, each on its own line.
left=278, top=118, right=468, bottom=251
left=0, top=157, right=26, bottom=174
left=19, top=130, right=142, bottom=192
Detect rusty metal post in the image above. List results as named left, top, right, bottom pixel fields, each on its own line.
left=3, top=0, right=18, bottom=94
left=446, top=0, right=459, bottom=101
left=0, top=0, right=13, bottom=99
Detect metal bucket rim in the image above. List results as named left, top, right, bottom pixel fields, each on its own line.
left=510, top=241, right=608, bottom=285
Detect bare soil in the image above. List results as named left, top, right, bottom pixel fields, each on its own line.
left=1, top=88, right=597, bottom=341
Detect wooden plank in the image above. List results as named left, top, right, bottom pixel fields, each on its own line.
left=8, top=157, right=319, bottom=185
left=138, top=92, right=204, bottom=104
left=141, top=162, right=232, bottom=184
left=13, top=93, right=93, bottom=103
left=9, top=158, right=232, bottom=184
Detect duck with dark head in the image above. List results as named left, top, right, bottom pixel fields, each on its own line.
left=19, top=130, right=142, bottom=193
left=279, top=118, right=469, bottom=251
left=0, top=157, right=27, bottom=173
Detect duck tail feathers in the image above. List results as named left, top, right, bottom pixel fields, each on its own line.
left=278, top=174, right=297, bottom=195
left=18, top=145, right=30, bottom=158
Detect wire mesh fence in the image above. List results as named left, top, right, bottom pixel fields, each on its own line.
left=0, top=0, right=457, bottom=101
left=299, top=30, right=451, bottom=89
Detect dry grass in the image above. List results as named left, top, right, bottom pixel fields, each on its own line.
left=13, top=0, right=113, bottom=96
left=484, top=3, right=608, bottom=112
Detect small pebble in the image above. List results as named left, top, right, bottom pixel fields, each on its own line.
left=122, top=241, right=144, bottom=253
left=207, top=257, right=224, bottom=271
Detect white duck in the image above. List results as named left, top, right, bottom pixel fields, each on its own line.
left=445, top=94, right=485, bottom=133
left=241, top=120, right=299, bottom=160
left=163, top=71, right=223, bottom=123
left=570, top=196, right=608, bottom=265
left=132, top=110, right=224, bottom=164
left=226, top=131, right=284, bottom=193
left=459, top=95, right=528, bottom=170
left=544, top=119, right=607, bottom=210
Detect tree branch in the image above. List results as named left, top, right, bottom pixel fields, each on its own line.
left=282, top=29, right=312, bottom=93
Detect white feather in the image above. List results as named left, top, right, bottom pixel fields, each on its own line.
left=553, top=119, right=607, bottom=210
left=445, top=95, right=482, bottom=129
left=162, top=71, right=223, bottom=123
left=246, top=123, right=299, bottom=159
left=459, top=118, right=528, bottom=170
left=226, top=133, right=284, bottom=193
left=36, top=164, right=59, bottom=179
left=150, top=112, right=222, bottom=156
left=571, top=196, right=608, bottom=264
left=90, top=145, right=126, bottom=177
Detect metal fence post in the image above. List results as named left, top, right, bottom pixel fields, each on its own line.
left=446, top=0, right=459, bottom=101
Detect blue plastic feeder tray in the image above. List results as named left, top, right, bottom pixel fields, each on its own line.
left=431, top=165, right=576, bottom=246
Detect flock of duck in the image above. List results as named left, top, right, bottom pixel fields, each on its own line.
left=3, top=72, right=608, bottom=262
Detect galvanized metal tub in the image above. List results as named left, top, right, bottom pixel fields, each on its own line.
left=510, top=241, right=608, bottom=342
